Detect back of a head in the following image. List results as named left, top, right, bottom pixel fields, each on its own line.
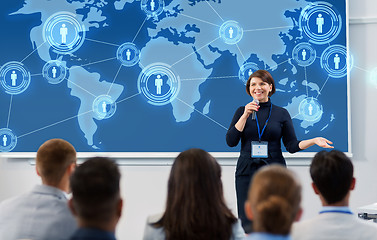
left=248, top=164, right=301, bottom=235
left=160, top=148, right=236, bottom=240
left=310, top=150, right=354, bottom=204
left=36, top=138, right=76, bottom=185
left=70, top=157, right=121, bottom=226
left=167, top=148, right=222, bottom=204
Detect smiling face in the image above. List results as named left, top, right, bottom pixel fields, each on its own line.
left=246, top=70, right=276, bottom=101
left=249, top=77, right=272, bottom=103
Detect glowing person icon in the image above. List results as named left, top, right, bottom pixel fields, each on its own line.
left=11, top=70, right=17, bottom=86
left=334, top=54, right=340, bottom=69
left=308, top=104, right=313, bottom=115
left=60, top=24, right=68, bottom=44
left=150, top=0, right=155, bottom=11
left=155, top=74, right=163, bottom=95
left=302, top=49, right=307, bottom=60
left=102, top=101, right=107, bottom=113
left=316, top=13, right=324, bottom=34
left=126, top=49, right=131, bottom=61
left=52, top=67, right=57, bottom=78
left=229, top=27, right=234, bottom=39
left=248, top=69, right=253, bottom=76
left=2, top=135, right=7, bottom=147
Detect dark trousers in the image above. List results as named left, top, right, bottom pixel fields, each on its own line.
left=235, top=156, right=269, bottom=234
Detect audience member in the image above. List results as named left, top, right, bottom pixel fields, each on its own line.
left=0, top=138, right=77, bottom=240
left=291, top=150, right=377, bottom=240
left=244, top=164, right=302, bottom=240
left=68, top=157, right=122, bottom=240
left=142, top=148, right=245, bottom=240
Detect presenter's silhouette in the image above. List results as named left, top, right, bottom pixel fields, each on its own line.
left=150, top=0, right=155, bottom=11
left=226, top=70, right=334, bottom=233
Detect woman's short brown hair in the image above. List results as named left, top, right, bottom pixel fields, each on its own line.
left=246, top=70, right=276, bottom=97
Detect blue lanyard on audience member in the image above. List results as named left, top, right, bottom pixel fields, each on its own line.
left=319, top=210, right=353, bottom=214
left=319, top=207, right=353, bottom=215
left=255, top=104, right=272, bottom=141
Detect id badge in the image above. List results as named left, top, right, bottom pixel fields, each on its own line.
left=251, top=141, right=268, bottom=158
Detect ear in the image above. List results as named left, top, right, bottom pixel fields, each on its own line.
left=244, top=200, right=253, bottom=221
left=117, top=198, right=123, bottom=218
left=311, top=182, right=320, bottom=195
left=350, top=177, right=356, bottom=191
left=68, top=198, right=77, bottom=217
left=295, top=207, right=303, bottom=222
left=67, top=162, right=76, bottom=175
left=36, top=166, right=40, bottom=177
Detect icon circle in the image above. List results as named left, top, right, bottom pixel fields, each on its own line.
left=0, top=61, right=31, bottom=95
left=141, top=0, right=164, bottom=17
left=299, top=97, right=323, bottom=122
left=116, top=42, right=141, bottom=67
left=299, top=2, right=342, bottom=45
left=43, top=12, right=86, bottom=54
left=42, top=60, right=67, bottom=84
left=0, top=128, right=17, bottom=152
left=292, top=42, right=317, bottom=67
left=219, top=20, right=243, bottom=45
left=137, top=63, right=180, bottom=106
left=238, top=62, right=260, bottom=84
left=92, top=95, right=117, bottom=120
left=320, top=44, right=348, bottom=78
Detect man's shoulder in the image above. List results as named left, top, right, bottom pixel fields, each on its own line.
left=292, top=213, right=377, bottom=240
left=32, top=184, right=67, bottom=196
left=0, top=191, right=31, bottom=211
left=292, top=215, right=322, bottom=231
left=0, top=185, right=69, bottom=215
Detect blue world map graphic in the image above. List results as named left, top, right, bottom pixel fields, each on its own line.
left=0, top=0, right=349, bottom=153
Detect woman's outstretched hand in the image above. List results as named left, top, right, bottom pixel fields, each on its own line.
left=313, top=137, right=334, bottom=148
left=299, top=137, right=334, bottom=150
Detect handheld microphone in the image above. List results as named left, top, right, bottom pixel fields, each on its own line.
left=251, top=99, right=259, bottom=120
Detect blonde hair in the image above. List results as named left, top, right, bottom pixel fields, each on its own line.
left=247, top=165, right=301, bottom=235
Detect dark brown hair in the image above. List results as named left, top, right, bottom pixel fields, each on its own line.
left=248, top=165, right=301, bottom=235
left=70, top=157, right=121, bottom=225
left=310, top=150, right=353, bottom=204
left=36, top=138, right=76, bottom=185
left=154, top=148, right=237, bottom=240
left=246, top=69, right=276, bottom=97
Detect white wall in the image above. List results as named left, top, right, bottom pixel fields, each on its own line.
left=1, top=0, right=377, bottom=239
